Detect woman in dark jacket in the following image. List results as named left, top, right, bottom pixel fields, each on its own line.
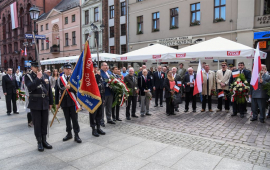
left=164, top=70, right=177, bottom=116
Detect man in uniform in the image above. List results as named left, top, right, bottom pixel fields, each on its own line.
left=55, top=63, right=82, bottom=143
left=90, top=62, right=106, bottom=137
left=24, top=61, right=53, bottom=152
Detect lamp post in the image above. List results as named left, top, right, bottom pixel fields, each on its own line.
left=90, top=23, right=105, bottom=66
left=29, top=5, right=40, bottom=69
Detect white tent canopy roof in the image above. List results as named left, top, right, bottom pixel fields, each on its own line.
left=41, top=53, right=118, bottom=65
left=115, top=44, right=179, bottom=62
left=168, top=37, right=267, bottom=60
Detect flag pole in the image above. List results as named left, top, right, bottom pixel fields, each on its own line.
left=50, top=90, right=66, bottom=127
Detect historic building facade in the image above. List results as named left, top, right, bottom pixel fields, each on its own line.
left=0, top=0, right=61, bottom=71
left=128, top=0, right=270, bottom=70
left=37, top=0, right=81, bottom=68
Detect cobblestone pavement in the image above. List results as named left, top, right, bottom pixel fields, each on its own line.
left=80, top=100, right=270, bottom=151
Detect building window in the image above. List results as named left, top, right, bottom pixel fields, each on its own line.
left=110, top=26, right=114, bottom=38
left=121, top=24, right=126, bottom=36
left=121, top=2, right=126, bottom=16
left=41, top=40, right=44, bottom=50
left=121, top=45, right=126, bottom=54
left=46, top=23, right=48, bottom=30
left=264, top=0, right=270, bottom=15
left=65, top=33, right=69, bottom=46
left=72, top=15, right=75, bottom=22
left=214, top=0, right=226, bottom=22
left=170, top=8, right=179, bottom=29
left=85, top=10, right=89, bottom=25
left=110, top=46, right=115, bottom=54
left=85, top=33, right=89, bottom=42
left=190, top=3, right=200, bottom=26
left=14, top=42, right=18, bottom=51
left=110, top=5, right=114, bottom=19
left=41, top=25, right=43, bottom=31
left=8, top=44, right=12, bottom=53
left=94, top=7, right=99, bottom=22
left=152, top=12, right=160, bottom=32
left=137, top=16, right=143, bottom=34
left=137, top=0, right=143, bottom=1
left=46, top=38, right=49, bottom=49
left=65, top=17, right=68, bottom=24
left=72, top=31, right=76, bottom=45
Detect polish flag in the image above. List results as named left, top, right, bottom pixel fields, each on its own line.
left=232, top=71, right=240, bottom=78
left=250, top=43, right=262, bottom=90
left=10, top=2, right=18, bottom=29
left=177, top=81, right=182, bottom=87
left=21, top=49, right=24, bottom=56
left=173, top=85, right=180, bottom=93
left=218, top=91, right=224, bottom=98
left=24, top=47, right=27, bottom=57
left=193, top=60, right=203, bottom=96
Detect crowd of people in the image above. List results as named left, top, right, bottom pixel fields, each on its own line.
left=1, top=60, right=270, bottom=152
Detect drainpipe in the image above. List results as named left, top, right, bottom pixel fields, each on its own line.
left=126, top=0, right=129, bottom=52
left=79, top=6, right=82, bottom=52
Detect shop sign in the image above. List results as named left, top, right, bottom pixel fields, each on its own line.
left=255, top=15, right=270, bottom=27
left=254, top=31, right=270, bottom=40
left=259, top=41, right=267, bottom=48
left=157, top=36, right=205, bottom=46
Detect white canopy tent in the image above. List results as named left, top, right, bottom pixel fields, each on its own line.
left=41, top=53, right=118, bottom=65
left=115, top=44, right=179, bottom=62
left=168, top=37, right=267, bottom=60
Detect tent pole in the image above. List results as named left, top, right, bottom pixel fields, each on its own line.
left=218, top=59, right=220, bottom=70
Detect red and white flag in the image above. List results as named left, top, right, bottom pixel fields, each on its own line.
left=20, top=48, right=24, bottom=56
left=232, top=71, right=240, bottom=78
left=218, top=91, right=224, bottom=98
left=46, top=39, right=49, bottom=43
left=24, top=47, right=27, bottom=57
left=177, top=81, right=182, bottom=87
left=250, top=43, right=262, bottom=90
left=173, top=85, right=180, bottom=93
left=10, top=2, right=18, bottom=29
left=193, top=60, right=203, bottom=96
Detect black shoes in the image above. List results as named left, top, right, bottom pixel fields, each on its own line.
left=126, top=117, right=131, bottom=120
left=113, top=119, right=116, bottom=121
left=193, top=110, right=196, bottom=113
left=250, top=118, right=257, bottom=121
left=175, top=109, right=179, bottom=112
left=7, top=112, right=11, bottom=116
left=42, top=135, right=52, bottom=149
left=63, top=133, right=73, bottom=141
left=260, top=119, right=265, bottom=123
left=74, top=134, right=82, bottom=143
left=231, top=113, right=237, bottom=117
left=37, top=137, right=44, bottom=152
left=116, top=119, right=122, bottom=121
left=97, top=126, right=106, bottom=135
left=146, top=113, right=152, bottom=116
left=107, top=120, right=116, bottom=124
left=184, top=109, right=188, bottom=112
left=100, top=123, right=105, bottom=127
left=92, top=127, right=99, bottom=137
left=160, top=105, right=163, bottom=107
left=141, top=114, right=145, bottom=117
left=154, top=105, right=158, bottom=107
left=171, top=113, right=176, bottom=115
left=14, top=112, right=19, bottom=114
left=132, top=115, right=139, bottom=118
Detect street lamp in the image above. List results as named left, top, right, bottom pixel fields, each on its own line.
left=29, top=5, right=40, bottom=69
left=90, top=23, right=104, bottom=66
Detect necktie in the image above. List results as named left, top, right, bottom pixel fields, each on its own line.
left=145, top=77, right=147, bottom=82
left=10, top=75, right=12, bottom=80
left=159, top=72, right=161, bottom=79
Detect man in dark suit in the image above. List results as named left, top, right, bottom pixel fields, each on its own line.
left=124, top=67, right=139, bottom=120
left=172, top=67, right=182, bottom=112
left=138, top=69, right=153, bottom=116
left=183, top=67, right=197, bottom=112
left=111, top=66, right=122, bottom=121
left=55, top=63, right=81, bottom=143
left=100, top=62, right=115, bottom=125
left=137, top=65, right=147, bottom=107
left=229, top=62, right=251, bottom=118
left=25, top=61, right=53, bottom=152
left=2, top=68, right=19, bottom=115
left=153, top=65, right=165, bottom=107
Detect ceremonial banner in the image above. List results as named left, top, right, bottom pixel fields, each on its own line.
left=193, top=60, right=203, bottom=96
left=69, top=41, right=101, bottom=113
left=10, top=2, right=18, bottom=29
left=250, top=43, right=262, bottom=90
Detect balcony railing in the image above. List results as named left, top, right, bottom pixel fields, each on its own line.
left=50, top=46, right=60, bottom=54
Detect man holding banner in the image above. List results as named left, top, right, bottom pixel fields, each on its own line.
left=55, top=63, right=82, bottom=143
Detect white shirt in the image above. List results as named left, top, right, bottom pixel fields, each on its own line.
left=205, top=71, right=209, bottom=79
left=15, top=73, right=20, bottom=81
left=189, top=74, right=194, bottom=82
left=173, top=73, right=176, bottom=78
left=105, top=71, right=110, bottom=78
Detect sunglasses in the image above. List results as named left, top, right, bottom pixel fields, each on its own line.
left=222, top=65, right=226, bottom=66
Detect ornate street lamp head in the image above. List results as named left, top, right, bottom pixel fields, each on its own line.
left=100, top=24, right=105, bottom=31
left=29, top=5, right=40, bottom=21
left=90, top=23, right=98, bottom=31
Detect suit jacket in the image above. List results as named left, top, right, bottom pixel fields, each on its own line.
left=177, top=68, right=187, bottom=80
left=250, top=73, right=270, bottom=99
left=229, top=69, right=251, bottom=85
left=95, top=73, right=105, bottom=100
left=163, top=78, right=177, bottom=98
left=216, top=69, right=232, bottom=90
left=55, top=76, right=77, bottom=108
left=100, top=69, right=113, bottom=96
left=25, top=71, right=53, bottom=110
left=138, top=75, right=152, bottom=96
left=2, top=74, right=18, bottom=94
left=202, top=70, right=216, bottom=95
left=153, top=71, right=165, bottom=89
left=124, top=74, right=138, bottom=96
left=183, top=73, right=196, bottom=93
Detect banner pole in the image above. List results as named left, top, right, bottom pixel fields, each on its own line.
left=50, top=90, right=66, bottom=127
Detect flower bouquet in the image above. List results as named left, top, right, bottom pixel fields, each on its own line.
left=16, top=89, right=25, bottom=101
left=106, top=76, right=130, bottom=107
left=229, top=74, right=250, bottom=104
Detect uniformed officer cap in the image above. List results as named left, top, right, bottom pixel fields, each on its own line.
left=93, top=62, right=98, bottom=68
left=31, top=60, right=39, bottom=67
left=63, top=62, right=72, bottom=69
left=229, top=64, right=234, bottom=67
